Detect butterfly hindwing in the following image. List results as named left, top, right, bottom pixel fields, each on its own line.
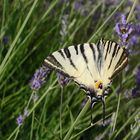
left=99, top=39, right=128, bottom=85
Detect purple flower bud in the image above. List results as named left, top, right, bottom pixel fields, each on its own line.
left=105, top=0, right=119, bottom=6
left=57, top=72, right=70, bottom=87
left=135, top=4, right=140, bottom=20
left=136, top=66, right=140, bottom=86
left=115, top=14, right=134, bottom=47
left=131, top=66, right=140, bottom=98
left=122, top=33, right=129, bottom=40
left=131, top=36, right=139, bottom=45
left=74, top=1, right=82, bottom=10
left=121, top=15, right=126, bottom=24
left=132, top=87, right=140, bottom=98
left=115, top=23, right=121, bottom=35
left=30, top=66, right=51, bottom=90
left=16, top=115, right=23, bottom=126
left=31, top=80, right=42, bottom=90
left=133, top=24, right=140, bottom=35
left=2, top=36, right=9, bottom=45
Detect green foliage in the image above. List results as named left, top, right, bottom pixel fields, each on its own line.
left=0, top=0, right=140, bottom=140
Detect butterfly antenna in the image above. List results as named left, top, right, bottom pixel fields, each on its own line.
left=101, top=97, right=106, bottom=126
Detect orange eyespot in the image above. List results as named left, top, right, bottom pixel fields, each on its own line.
left=95, top=80, right=103, bottom=89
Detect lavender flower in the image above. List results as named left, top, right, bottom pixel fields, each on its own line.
left=130, top=36, right=139, bottom=46
left=16, top=115, right=23, bottom=126
left=132, top=66, right=140, bottom=98
left=73, top=0, right=95, bottom=16
left=57, top=72, right=70, bottom=87
left=2, top=36, right=9, bottom=45
left=132, top=87, right=140, bottom=98
left=60, top=14, right=69, bottom=44
left=74, top=1, right=83, bottom=11
left=30, top=66, right=51, bottom=90
left=105, top=0, right=119, bottom=6
left=135, top=1, right=140, bottom=20
left=16, top=109, right=29, bottom=126
left=133, top=24, right=140, bottom=36
left=115, top=14, right=133, bottom=47
left=136, top=66, right=140, bottom=86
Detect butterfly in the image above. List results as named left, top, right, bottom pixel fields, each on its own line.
left=44, top=39, right=128, bottom=123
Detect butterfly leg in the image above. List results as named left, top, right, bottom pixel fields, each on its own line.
left=91, top=100, right=97, bottom=125
left=87, top=94, right=97, bottom=126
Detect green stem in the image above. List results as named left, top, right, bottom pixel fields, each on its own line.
left=7, top=127, right=19, bottom=140
left=126, top=0, right=138, bottom=23
left=13, top=127, right=20, bottom=140
left=70, top=3, right=101, bottom=40
left=60, top=87, right=63, bottom=139
left=63, top=98, right=91, bottom=140
left=28, top=80, right=57, bottom=116
left=0, top=0, right=39, bottom=77
left=7, top=80, right=57, bottom=140
left=112, top=93, right=121, bottom=132
left=30, top=109, right=35, bottom=140
left=114, top=108, right=140, bottom=138
left=70, top=112, right=113, bottom=140
left=88, top=0, right=126, bottom=42
left=30, top=91, right=35, bottom=140
left=26, top=91, right=35, bottom=109
left=0, top=0, right=7, bottom=36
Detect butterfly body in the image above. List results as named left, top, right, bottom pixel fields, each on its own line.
left=44, top=39, right=128, bottom=100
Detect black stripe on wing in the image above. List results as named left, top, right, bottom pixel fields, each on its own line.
left=115, top=46, right=120, bottom=57
left=108, top=43, right=118, bottom=69
left=99, top=39, right=128, bottom=78
left=115, top=50, right=127, bottom=70
left=58, top=50, right=65, bottom=59
left=112, top=48, right=128, bottom=78
left=70, top=59, right=78, bottom=70
left=112, top=57, right=128, bottom=78
left=74, top=45, right=78, bottom=55
left=81, top=44, right=95, bottom=78
left=96, top=40, right=103, bottom=71
left=80, top=44, right=88, bottom=63
left=104, top=41, right=110, bottom=60
left=89, top=43, right=96, bottom=60
left=63, top=47, right=78, bottom=70
left=45, top=54, right=63, bottom=69
left=64, top=48, right=71, bottom=58
left=96, top=41, right=102, bottom=61
left=108, top=41, right=113, bottom=53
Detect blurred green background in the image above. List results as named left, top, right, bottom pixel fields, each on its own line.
left=0, top=0, right=140, bottom=140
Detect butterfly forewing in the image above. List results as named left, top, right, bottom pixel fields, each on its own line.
left=45, top=43, right=100, bottom=89
left=44, top=39, right=128, bottom=92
